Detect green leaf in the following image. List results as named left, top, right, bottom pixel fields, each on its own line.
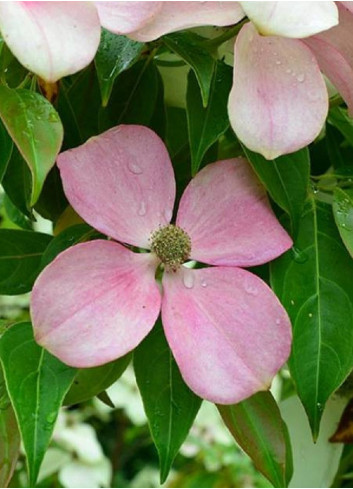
left=99, top=59, right=159, bottom=132
left=164, top=31, right=216, bottom=107
left=0, top=368, right=20, bottom=488
left=186, top=61, right=232, bottom=175
left=243, top=147, right=310, bottom=239
left=40, top=223, right=95, bottom=269
left=271, top=198, right=353, bottom=438
left=218, top=391, right=293, bottom=488
left=2, top=146, right=32, bottom=218
left=134, top=321, right=202, bottom=483
left=0, top=86, right=63, bottom=205
left=0, top=322, right=76, bottom=486
left=95, top=29, right=144, bottom=107
left=0, top=229, right=52, bottom=295
left=3, top=195, right=32, bottom=230
left=333, top=188, right=353, bottom=257
left=328, top=107, right=353, bottom=147
left=0, top=119, right=13, bottom=184
left=64, top=354, right=131, bottom=405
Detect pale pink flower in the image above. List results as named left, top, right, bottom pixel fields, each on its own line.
left=31, top=125, right=292, bottom=404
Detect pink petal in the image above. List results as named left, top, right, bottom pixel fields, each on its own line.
left=57, top=125, right=176, bottom=249
left=127, top=2, right=245, bottom=42
left=240, top=1, right=338, bottom=38
left=31, top=241, right=161, bottom=368
left=0, top=1, right=101, bottom=82
left=95, top=1, right=163, bottom=35
left=304, top=3, right=353, bottom=116
left=162, top=266, right=292, bottom=404
left=228, top=23, right=328, bottom=160
left=176, top=158, right=292, bottom=267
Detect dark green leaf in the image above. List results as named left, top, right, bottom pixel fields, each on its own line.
left=34, top=166, right=68, bottom=222
left=2, top=147, right=32, bottom=218
left=333, top=188, right=353, bottom=257
left=99, top=59, right=159, bottom=131
left=64, top=354, right=131, bottom=405
left=0, top=119, right=12, bottom=184
left=134, top=321, right=202, bottom=483
left=0, top=322, right=76, bottom=486
left=186, top=61, right=232, bottom=175
left=95, top=29, right=144, bottom=107
left=328, top=107, right=353, bottom=147
left=0, top=368, right=20, bottom=488
left=3, top=195, right=32, bottom=230
left=0, top=229, right=52, bottom=294
left=243, top=147, right=310, bottom=239
left=218, top=391, right=292, bottom=488
left=271, top=198, right=353, bottom=438
left=164, top=31, right=216, bottom=107
left=0, top=87, right=63, bottom=205
left=40, top=224, right=98, bottom=269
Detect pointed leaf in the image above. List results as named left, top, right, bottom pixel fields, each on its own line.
left=0, top=86, right=63, bottom=205
left=218, top=392, right=292, bottom=487
left=2, top=146, right=32, bottom=218
left=0, top=368, right=20, bottom=488
left=0, top=322, right=76, bottom=487
left=134, top=321, right=202, bottom=483
left=95, top=29, right=144, bottom=107
left=64, top=354, right=131, bottom=406
left=328, top=107, right=353, bottom=148
left=0, top=230, right=52, bottom=295
left=243, top=147, right=310, bottom=239
left=333, top=187, right=353, bottom=257
left=271, top=198, right=353, bottom=437
left=0, top=119, right=12, bottom=184
left=186, top=61, right=232, bottom=175
left=164, top=31, right=216, bottom=107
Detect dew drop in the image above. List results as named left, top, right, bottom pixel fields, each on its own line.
left=308, top=313, right=313, bottom=318
left=138, top=201, right=147, bottom=216
left=296, top=73, right=305, bottom=82
left=290, top=299, right=295, bottom=306
left=275, top=60, right=281, bottom=65
left=244, top=283, right=258, bottom=296
left=201, top=280, right=208, bottom=288
left=127, top=161, right=143, bottom=175
left=183, top=272, right=194, bottom=289
left=275, top=318, right=281, bottom=325
left=286, top=68, right=292, bottom=74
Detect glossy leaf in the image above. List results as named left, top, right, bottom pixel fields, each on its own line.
left=328, top=107, right=353, bottom=148
left=99, top=60, right=159, bottom=132
left=0, top=368, right=20, bottom=488
left=333, top=188, right=353, bottom=258
left=0, top=119, right=12, bottom=184
left=40, top=223, right=95, bottom=269
left=2, top=146, right=32, bottom=218
left=218, top=391, right=293, bottom=488
left=64, top=354, right=131, bottom=406
left=0, top=86, right=63, bottom=205
left=164, top=31, right=216, bottom=107
left=0, top=322, right=76, bottom=487
left=186, top=61, right=232, bottom=175
left=134, top=321, right=202, bottom=483
left=243, top=147, right=310, bottom=239
left=271, top=198, right=353, bottom=438
left=95, top=29, right=144, bottom=107
left=0, top=229, right=52, bottom=295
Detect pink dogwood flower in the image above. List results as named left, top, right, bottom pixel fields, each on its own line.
left=31, top=124, right=292, bottom=404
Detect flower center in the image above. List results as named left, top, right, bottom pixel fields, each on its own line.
left=150, top=224, right=191, bottom=272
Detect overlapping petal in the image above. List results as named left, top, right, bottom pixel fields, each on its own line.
left=176, top=158, right=292, bottom=267
left=123, top=1, right=245, bottom=42
left=162, top=266, right=292, bottom=404
left=95, top=1, right=162, bottom=35
left=57, top=125, right=176, bottom=249
left=240, top=1, right=338, bottom=38
left=31, top=240, right=161, bottom=368
left=0, top=1, right=101, bottom=82
left=228, top=23, right=328, bottom=160
left=304, top=3, right=353, bottom=116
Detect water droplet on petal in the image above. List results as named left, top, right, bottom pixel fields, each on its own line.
left=127, top=161, right=143, bottom=175
left=201, top=280, right=208, bottom=288
left=275, top=318, right=281, bottom=325
left=138, top=201, right=147, bottom=216
left=296, top=73, right=305, bottom=82
left=275, top=60, right=281, bottom=65
left=244, top=283, right=258, bottom=296
left=286, top=68, right=292, bottom=74
left=183, top=271, right=194, bottom=289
